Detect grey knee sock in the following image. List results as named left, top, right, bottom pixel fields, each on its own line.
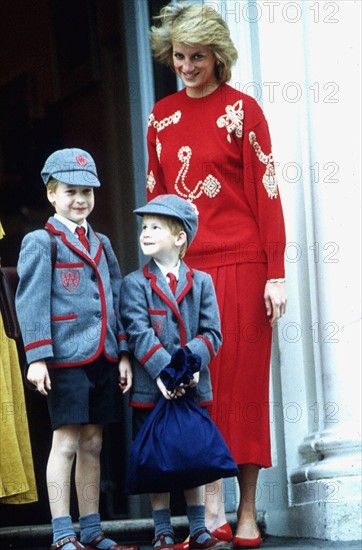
left=152, top=508, right=174, bottom=545
left=79, top=513, right=117, bottom=549
left=187, top=505, right=211, bottom=542
left=52, top=515, right=77, bottom=550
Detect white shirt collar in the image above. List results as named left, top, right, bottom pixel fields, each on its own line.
left=54, top=213, right=88, bottom=235
left=154, top=259, right=180, bottom=281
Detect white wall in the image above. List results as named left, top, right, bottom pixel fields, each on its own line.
left=208, top=0, right=361, bottom=539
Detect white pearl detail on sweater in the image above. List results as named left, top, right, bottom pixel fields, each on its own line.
left=174, top=146, right=221, bottom=202
left=148, top=110, right=182, bottom=131
left=217, top=100, right=244, bottom=143
left=249, top=131, right=278, bottom=199
left=146, top=171, right=156, bottom=193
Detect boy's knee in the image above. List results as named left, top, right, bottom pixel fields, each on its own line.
left=79, top=427, right=103, bottom=455
left=52, top=427, right=80, bottom=457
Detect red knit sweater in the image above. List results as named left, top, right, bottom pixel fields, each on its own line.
left=146, top=84, right=286, bottom=279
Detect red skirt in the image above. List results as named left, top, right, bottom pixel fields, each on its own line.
left=204, top=263, right=272, bottom=468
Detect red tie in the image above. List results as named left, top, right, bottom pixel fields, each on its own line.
left=167, top=272, right=177, bottom=295
left=76, top=226, right=90, bottom=252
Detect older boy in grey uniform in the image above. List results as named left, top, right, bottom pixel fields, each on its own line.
left=16, top=148, right=137, bottom=550
left=120, top=195, right=227, bottom=550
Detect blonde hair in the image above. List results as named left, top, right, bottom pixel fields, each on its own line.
left=143, top=214, right=188, bottom=258
left=46, top=178, right=59, bottom=208
left=46, top=178, right=60, bottom=192
left=150, top=1, right=238, bottom=84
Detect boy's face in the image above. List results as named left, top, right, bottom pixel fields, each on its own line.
left=47, top=182, right=94, bottom=224
left=140, top=215, right=186, bottom=264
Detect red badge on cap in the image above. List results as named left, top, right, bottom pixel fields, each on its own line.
left=76, top=155, right=88, bottom=166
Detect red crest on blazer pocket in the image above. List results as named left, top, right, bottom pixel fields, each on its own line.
left=152, top=319, right=162, bottom=336
left=60, top=269, right=80, bottom=293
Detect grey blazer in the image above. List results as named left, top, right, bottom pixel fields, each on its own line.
left=16, top=216, right=128, bottom=366
left=120, top=258, right=222, bottom=406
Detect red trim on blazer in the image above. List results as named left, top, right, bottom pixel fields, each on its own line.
left=143, top=264, right=188, bottom=347
left=129, top=401, right=156, bottom=409
left=45, top=223, right=113, bottom=366
left=94, top=243, right=103, bottom=265
left=148, top=308, right=167, bottom=315
left=45, top=222, right=102, bottom=266
left=94, top=265, right=108, bottom=351
left=177, top=268, right=194, bottom=303
left=51, top=314, right=77, bottom=321
left=55, top=262, right=84, bottom=268
left=102, top=350, right=119, bottom=363
left=140, top=343, right=163, bottom=366
left=198, top=400, right=213, bottom=408
left=196, top=335, right=215, bottom=359
left=25, top=339, right=52, bottom=351
left=47, top=349, right=118, bottom=368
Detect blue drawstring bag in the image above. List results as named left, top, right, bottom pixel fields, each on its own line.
left=159, top=348, right=201, bottom=391
left=125, top=349, right=238, bottom=494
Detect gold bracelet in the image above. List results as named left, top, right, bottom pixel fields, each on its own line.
left=267, top=278, right=286, bottom=283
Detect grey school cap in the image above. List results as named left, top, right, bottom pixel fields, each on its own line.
left=41, top=148, right=101, bottom=187
left=134, top=194, right=198, bottom=245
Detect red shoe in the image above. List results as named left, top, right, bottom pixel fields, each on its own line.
left=189, top=530, right=230, bottom=550
left=174, top=540, right=189, bottom=550
left=152, top=534, right=175, bottom=550
left=50, top=536, right=93, bottom=550
left=232, top=532, right=261, bottom=549
left=174, top=522, right=233, bottom=550
left=211, top=523, right=233, bottom=543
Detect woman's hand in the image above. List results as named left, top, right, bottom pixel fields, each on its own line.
left=264, top=282, right=287, bottom=327
left=27, top=360, right=51, bottom=395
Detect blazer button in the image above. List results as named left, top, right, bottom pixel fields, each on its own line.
left=94, top=293, right=100, bottom=300
left=91, top=274, right=96, bottom=281
left=96, top=312, right=102, bottom=319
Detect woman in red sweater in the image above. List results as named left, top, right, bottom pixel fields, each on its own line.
left=146, top=3, right=287, bottom=548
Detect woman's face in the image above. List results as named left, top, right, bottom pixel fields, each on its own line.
left=172, top=42, right=219, bottom=98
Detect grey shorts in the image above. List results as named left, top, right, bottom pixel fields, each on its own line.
left=47, top=354, right=122, bottom=430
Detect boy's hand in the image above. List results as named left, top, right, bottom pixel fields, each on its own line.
left=186, top=371, right=200, bottom=388
left=156, top=376, right=185, bottom=400
left=27, top=360, right=51, bottom=395
left=118, top=355, right=133, bottom=393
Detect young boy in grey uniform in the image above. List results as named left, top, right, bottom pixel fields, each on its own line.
left=16, top=148, right=138, bottom=550
left=120, top=195, right=228, bottom=550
